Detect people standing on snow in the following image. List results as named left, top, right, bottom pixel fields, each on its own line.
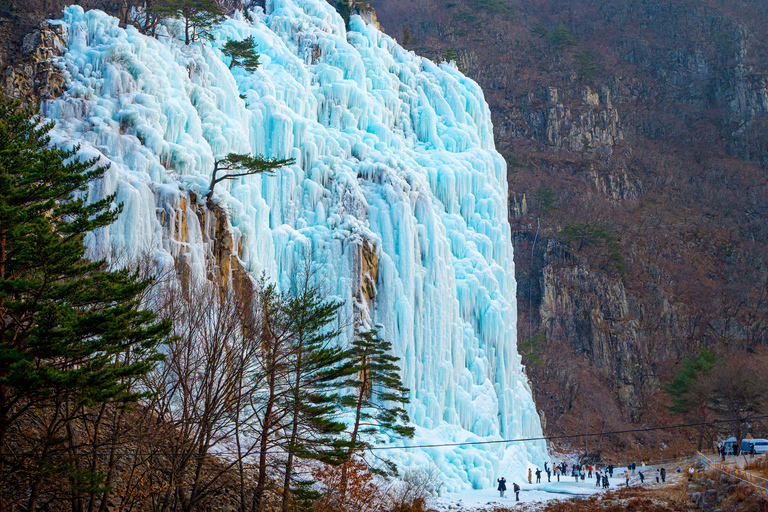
left=497, top=477, right=507, bottom=497
left=573, top=467, right=579, bottom=482
left=660, top=467, right=666, bottom=483
left=546, top=466, right=551, bottom=482
left=624, top=470, right=630, bottom=487
left=655, top=469, right=660, bottom=483
left=528, top=468, right=532, bottom=484
left=595, top=469, right=602, bottom=487
left=638, top=470, right=645, bottom=484
left=555, top=467, right=560, bottom=482
left=535, top=468, right=541, bottom=483
left=602, top=474, right=609, bottom=488
left=580, top=466, right=586, bottom=481
left=513, top=482, right=520, bottom=501
left=588, top=464, right=592, bottom=478
left=608, top=464, right=614, bottom=477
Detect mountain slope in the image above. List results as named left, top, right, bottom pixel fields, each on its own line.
left=370, top=0, right=768, bottom=446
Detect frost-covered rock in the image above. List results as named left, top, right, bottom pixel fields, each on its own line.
left=42, top=0, right=547, bottom=490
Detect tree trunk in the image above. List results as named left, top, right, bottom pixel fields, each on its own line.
left=186, top=434, right=210, bottom=512
left=0, top=233, right=6, bottom=512
left=98, top=407, right=125, bottom=512
left=253, top=360, right=277, bottom=512
left=341, top=366, right=367, bottom=495
left=27, top=475, right=43, bottom=512
left=281, top=344, right=303, bottom=512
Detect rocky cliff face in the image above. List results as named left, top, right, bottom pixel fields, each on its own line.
left=2, top=21, right=67, bottom=100
left=499, top=86, right=623, bottom=154
left=371, top=0, right=768, bottom=434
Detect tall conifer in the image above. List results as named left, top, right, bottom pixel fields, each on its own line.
left=339, top=326, right=413, bottom=492
left=280, top=277, right=354, bottom=512
left=0, top=97, right=170, bottom=509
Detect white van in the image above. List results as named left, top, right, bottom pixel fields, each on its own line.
left=750, top=439, right=768, bottom=454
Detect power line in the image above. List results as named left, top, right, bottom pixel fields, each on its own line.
left=3, top=414, right=765, bottom=458
left=368, top=414, right=768, bottom=451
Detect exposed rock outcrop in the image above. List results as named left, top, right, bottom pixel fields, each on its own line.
left=2, top=21, right=67, bottom=100
left=504, top=86, right=623, bottom=153
left=538, top=240, right=650, bottom=419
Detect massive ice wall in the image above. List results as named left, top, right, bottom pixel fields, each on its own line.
left=43, top=0, right=547, bottom=490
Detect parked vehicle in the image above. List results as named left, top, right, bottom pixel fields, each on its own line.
left=750, top=439, right=768, bottom=454
left=723, top=437, right=768, bottom=454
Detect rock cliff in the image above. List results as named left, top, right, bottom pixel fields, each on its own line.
left=371, top=0, right=768, bottom=436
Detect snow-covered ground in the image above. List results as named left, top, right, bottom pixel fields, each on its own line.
left=432, top=465, right=674, bottom=510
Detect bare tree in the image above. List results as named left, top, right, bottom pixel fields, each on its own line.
left=141, top=273, right=261, bottom=512
left=702, top=354, right=768, bottom=456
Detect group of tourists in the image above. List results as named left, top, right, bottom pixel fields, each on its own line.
left=496, top=459, right=673, bottom=501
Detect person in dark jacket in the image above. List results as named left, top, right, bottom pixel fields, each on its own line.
left=602, top=474, right=609, bottom=488
left=535, top=468, right=542, bottom=483
left=638, top=470, right=645, bottom=484
left=660, top=467, right=666, bottom=483
left=497, top=477, right=507, bottom=497
left=513, top=482, right=520, bottom=501
left=608, top=464, right=614, bottom=477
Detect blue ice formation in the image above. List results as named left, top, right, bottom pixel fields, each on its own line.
left=42, top=0, right=547, bottom=490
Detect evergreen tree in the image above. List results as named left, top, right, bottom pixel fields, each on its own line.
left=150, top=0, right=226, bottom=45
left=340, top=326, right=413, bottom=490
left=223, top=36, right=261, bottom=72
left=206, top=153, right=294, bottom=201
left=280, top=274, right=355, bottom=512
left=251, top=277, right=294, bottom=512
left=665, top=349, right=717, bottom=413
left=0, top=97, right=170, bottom=509
left=444, top=47, right=459, bottom=65
left=402, top=24, right=411, bottom=47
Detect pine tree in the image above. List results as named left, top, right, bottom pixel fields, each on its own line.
left=251, top=278, right=294, bottom=512
left=340, top=326, right=413, bottom=490
left=280, top=275, right=355, bottom=512
left=0, top=97, right=170, bottom=509
left=223, top=36, right=261, bottom=72
left=444, top=47, right=459, bottom=65
left=402, top=24, right=411, bottom=47
left=206, top=153, right=294, bottom=201
left=665, top=349, right=717, bottom=413
left=150, top=0, right=226, bottom=45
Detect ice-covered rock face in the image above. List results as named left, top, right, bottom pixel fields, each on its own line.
left=43, top=0, right=547, bottom=490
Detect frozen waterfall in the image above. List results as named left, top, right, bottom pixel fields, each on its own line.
left=42, top=0, right=547, bottom=490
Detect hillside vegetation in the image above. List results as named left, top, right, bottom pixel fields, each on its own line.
left=371, top=0, right=768, bottom=453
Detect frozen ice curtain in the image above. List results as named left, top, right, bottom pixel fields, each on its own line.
left=44, top=0, right=547, bottom=489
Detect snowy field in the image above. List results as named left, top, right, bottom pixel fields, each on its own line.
left=432, top=465, right=676, bottom=510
